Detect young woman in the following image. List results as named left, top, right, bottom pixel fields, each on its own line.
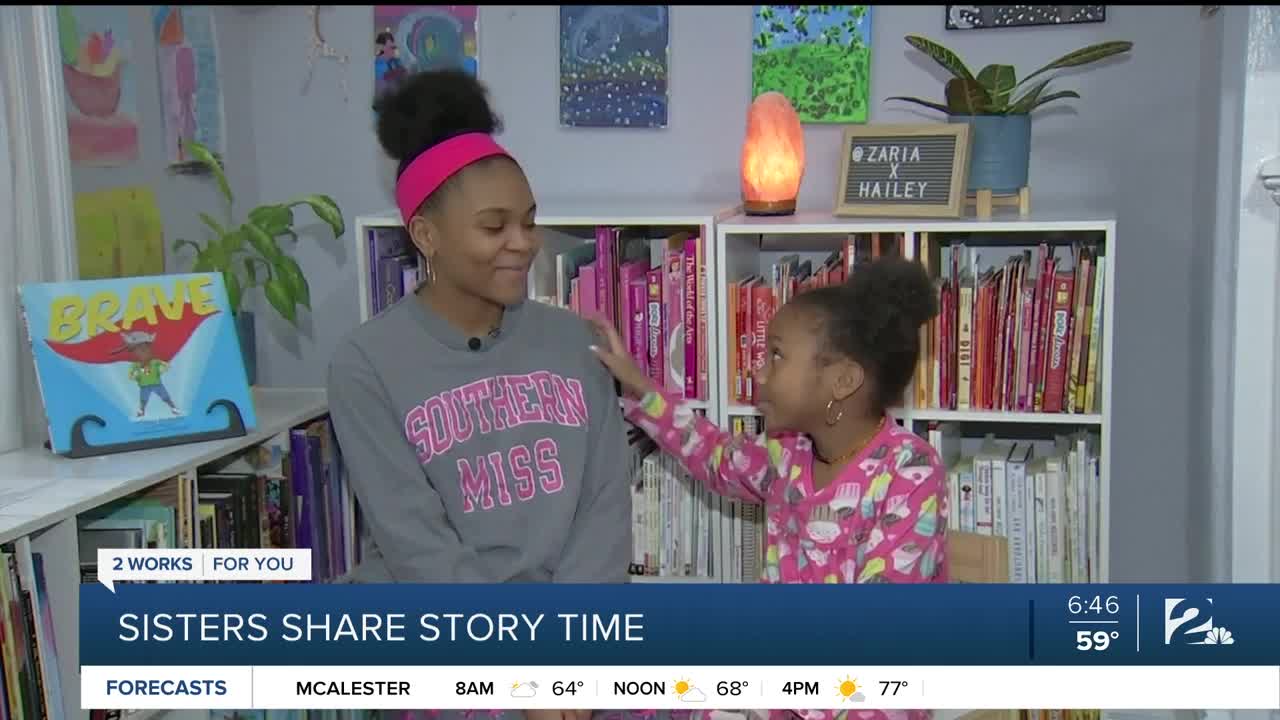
left=327, top=69, right=633, bottom=593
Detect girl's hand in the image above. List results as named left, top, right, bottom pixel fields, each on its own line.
left=588, top=316, right=654, bottom=399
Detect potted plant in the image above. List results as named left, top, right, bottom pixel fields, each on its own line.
left=887, top=35, right=1133, bottom=195
left=173, top=140, right=344, bottom=385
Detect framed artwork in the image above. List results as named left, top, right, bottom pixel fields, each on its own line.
left=946, top=5, right=1106, bottom=30
left=559, top=5, right=670, bottom=128
left=752, top=5, right=871, bottom=124
left=374, top=5, right=478, bottom=102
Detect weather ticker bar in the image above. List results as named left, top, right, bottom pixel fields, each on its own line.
left=81, top=665, right=1280, bottom=711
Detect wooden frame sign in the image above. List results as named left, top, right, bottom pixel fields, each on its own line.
left=834, top=123, right=971, bottom=218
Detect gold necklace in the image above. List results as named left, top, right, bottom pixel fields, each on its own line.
left=815, top=416, right=887, bottom=466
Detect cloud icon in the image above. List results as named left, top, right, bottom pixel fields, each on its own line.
left=851, top=692, right=865, bottom=702
left=680, top=688, right=707, bottom=703
left=511, top=683, right=537, bottom=698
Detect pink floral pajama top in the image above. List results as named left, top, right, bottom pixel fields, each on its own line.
left=620, top=388, right=951, bottom=720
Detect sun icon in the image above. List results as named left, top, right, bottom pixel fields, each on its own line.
left=674, top=679, right=692, bottom=696
left=836, top=676, right=860, bottom=702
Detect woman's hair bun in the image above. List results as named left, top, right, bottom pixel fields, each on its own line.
left=373, top=69, right=502, bottom=166
left=845, top=256, right=939, bottom=331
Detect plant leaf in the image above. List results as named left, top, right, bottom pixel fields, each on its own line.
left=976, top=64, right=1017, bottom=109
left=243, top=222, right=282, bottom=261
left=904, top=35, right=975, bottom=81
left=1008, top=78, right=1054, bottom=114
left=186, top=140, right=233, bottom=207
left=885, top=96, right=951, bottom=114
left=1031, top=90, right=1082, bottom=110
left=223, top=269, right=242, bottom=315
left=1018, top=41, right=1133, bottom=88
left=198, top=212, right=227, bottom=237
left=192, top=251, right=214, bottom=273
left=243, top=257, right=258, bottom=285
left=263, top=278, right=297, bottom=325
left=249, top=205, right=294, bottom=237
left=171, top=238, right=201, bottom=254
left=274, top=255, right=310, bottom=310
left=204, top=240, right=231, bottom=273
left=287, top=194, right=345, bottom=237
left=945, top=78, right=990, bottom=115
left=221, top=227, right=245, bottom=253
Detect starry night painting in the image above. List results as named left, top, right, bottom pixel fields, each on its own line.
left=559, top=5, right=669, bottom=129
left=946, top=5, right=1105, bottom=30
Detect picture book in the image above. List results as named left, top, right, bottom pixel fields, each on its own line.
left=18, top=272, right=257, bottom=457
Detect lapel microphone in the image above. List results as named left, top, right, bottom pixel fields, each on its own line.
left=467, top=327, right=501, bottom=352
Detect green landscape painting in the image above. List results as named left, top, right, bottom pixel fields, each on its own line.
left=751, top=5, right=871, bottom=123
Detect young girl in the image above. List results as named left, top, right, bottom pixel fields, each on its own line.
left=592, top=257, right=947, bottom=720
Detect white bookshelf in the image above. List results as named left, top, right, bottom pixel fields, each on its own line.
left=0, top=387, right=331, bottom=720
left=716, top=208, right=1116, bottom=583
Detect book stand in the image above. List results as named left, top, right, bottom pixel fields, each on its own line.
left=61, top=398, right=249, bottom=459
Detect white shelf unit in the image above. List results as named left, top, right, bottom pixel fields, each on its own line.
left=716, top=209, right=1116, bottom=584
left=353, top=200, right=745, bottom=582
left=0, top=386, right=332, bottom=720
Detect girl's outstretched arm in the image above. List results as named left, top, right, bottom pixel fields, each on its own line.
left=588, top=315, right=787, bottom=504
left=620, top=387, right=783, bottom=504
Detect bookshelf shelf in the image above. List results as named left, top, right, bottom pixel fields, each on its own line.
left=909, top=410, right=1105, bottom=425
left=0, top=387, right=328, bottom=545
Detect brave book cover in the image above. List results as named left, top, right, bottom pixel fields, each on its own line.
left=18, top=272, right=257, bottom=457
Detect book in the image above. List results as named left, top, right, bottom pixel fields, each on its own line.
left=17, top=272, right=257, bottom=457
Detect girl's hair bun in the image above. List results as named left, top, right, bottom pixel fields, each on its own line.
left=373, top=69, right=502, bottom=167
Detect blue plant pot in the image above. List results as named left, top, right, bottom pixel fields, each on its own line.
left=235, top=310, right=257, bottom=386
left=948, top=113, right=1031, bottom=194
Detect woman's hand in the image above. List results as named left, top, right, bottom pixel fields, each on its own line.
left=588, top=316, right=655, bottom=399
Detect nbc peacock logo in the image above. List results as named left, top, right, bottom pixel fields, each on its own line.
left=1164, top=597, right=1235, bottom=645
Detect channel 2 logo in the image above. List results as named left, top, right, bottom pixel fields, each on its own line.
left=1164, top=597, right=1235, bottom=645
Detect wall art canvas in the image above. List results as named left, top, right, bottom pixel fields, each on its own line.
left=751, top=5, right=872, bottom=124
left=946, top=5, right=1106, bottom=30
left=57, top=6, right=140, bottom=166
left=374, top=5, right=478, bottom=102
left=74, top=185, right=165, bottom=281
left=152, top=6, right=226, bottom=171
left=559, top=5, right=670, bottom=128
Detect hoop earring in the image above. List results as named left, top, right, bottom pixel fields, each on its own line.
left=825, top=399, right=844, bottom=426
left=424, top=256, right=436, bottom=286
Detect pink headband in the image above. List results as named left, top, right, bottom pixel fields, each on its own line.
left=395, top=132, right=513, bottom=223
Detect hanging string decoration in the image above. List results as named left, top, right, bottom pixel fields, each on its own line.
left=304, top=5, right=350, bottom=103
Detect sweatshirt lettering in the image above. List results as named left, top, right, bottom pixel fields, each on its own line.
left=404, top=371, right=589, bottom=464
left=457, top=442, right=564, bottom=513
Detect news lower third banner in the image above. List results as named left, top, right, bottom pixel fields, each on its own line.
left=78, top=577, right=1280, bottom=711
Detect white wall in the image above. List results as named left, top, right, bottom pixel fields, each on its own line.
left=238, top=5, right=1212, bottom=582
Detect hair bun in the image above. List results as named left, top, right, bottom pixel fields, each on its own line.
left=373, top=69, right=502, bottom=166
left=846, top=257, right=938, bottom=332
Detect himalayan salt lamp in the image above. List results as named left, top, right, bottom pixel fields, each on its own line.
left=740, top=92, right=805, bottom=216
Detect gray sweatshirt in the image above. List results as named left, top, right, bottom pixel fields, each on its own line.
left=326, top=293, right=632, bottom=583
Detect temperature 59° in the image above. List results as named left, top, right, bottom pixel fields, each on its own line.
left=1076, top=630, right=1118, bottom=651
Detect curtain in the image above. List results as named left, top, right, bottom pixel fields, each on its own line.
left=0, top=6, right=78, bottom=454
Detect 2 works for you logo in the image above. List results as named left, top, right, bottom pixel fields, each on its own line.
left=1164, top=597, right=1235, bottom=645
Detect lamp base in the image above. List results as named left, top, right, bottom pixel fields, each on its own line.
left=743, top=198, right=796, bottom=216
